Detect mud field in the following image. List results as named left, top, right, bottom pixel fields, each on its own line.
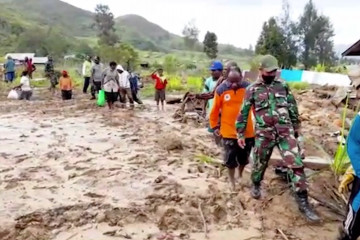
left=0, top=89, right=347, bottom=240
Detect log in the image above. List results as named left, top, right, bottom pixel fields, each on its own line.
left=269, top=154, right=331, bottom=170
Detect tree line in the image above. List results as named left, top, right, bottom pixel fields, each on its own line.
left=255, top=0, right=336, bottom=70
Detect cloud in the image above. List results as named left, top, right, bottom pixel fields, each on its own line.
left=61, top=0, right=360, bottom=48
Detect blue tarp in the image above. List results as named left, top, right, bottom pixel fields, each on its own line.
left=280, top=69, right=303, bottom=82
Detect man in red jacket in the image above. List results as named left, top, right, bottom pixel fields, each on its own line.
left=151, top=68, right=168, bottom=111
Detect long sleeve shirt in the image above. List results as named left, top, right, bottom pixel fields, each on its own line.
left=82, top=61, right=92, bottom=77
left=151, top=73, right=167, bottom=90
left=348, top=112, right=360, bottom=177
left=236, top=78, right=300, bottom=140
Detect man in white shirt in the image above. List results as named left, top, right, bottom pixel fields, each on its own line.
left=14, top=71, right=32, bottom=100
left=117, top=65, right=134, bottom=109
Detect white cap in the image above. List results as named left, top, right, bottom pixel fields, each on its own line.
left=116, top=65, right=124, bottom=71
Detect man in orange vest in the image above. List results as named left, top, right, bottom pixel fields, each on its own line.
left=209, top=68, right=255, bottom=191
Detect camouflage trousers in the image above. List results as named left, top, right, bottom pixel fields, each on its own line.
left=252, top=131, right=307, bottom=192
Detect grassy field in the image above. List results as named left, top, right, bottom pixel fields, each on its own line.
left=1, top=61, right=310, bottom=100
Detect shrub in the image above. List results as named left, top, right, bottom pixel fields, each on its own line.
left=288, top=82, right=310, bottom=90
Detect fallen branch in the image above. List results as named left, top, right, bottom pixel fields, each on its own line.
left=309, top=194, right=346, bottom=217
left=198, top=199, right=209, bottom=239
left=277, top=229, right=290, bottom=240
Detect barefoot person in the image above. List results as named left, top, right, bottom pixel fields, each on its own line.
left=90, top=56, right=103, bottom=100
left=117, top=65, right=134, bottom=109
left=59, top=70, right=73, bottom=100
left=338, top=112, right=360, bottom=240
left=151, top=68, right=167, bottom=110
left=102, top=61, right=120, bottom=110
left=210, top=69, right=255, bottom=190
left=236, top=55, right=320, bottom=222
left=82, top=56, right=92, bottom=94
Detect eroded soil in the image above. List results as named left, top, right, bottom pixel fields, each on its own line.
left=0, top=89, right=345, bottom=240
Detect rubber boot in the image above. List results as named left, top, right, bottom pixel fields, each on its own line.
left=251, top=183, right=261, bottom=200
left=295, top=191, right=321, bottom=222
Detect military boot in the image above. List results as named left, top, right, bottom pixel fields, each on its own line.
left=251, top=183, right=261, bottom=200
left=295, top=191, right=321, bottom=222
left=274, top=167, right=289, bottom=182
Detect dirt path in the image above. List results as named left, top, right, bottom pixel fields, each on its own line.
left=0, top=95, right=343, bottom=240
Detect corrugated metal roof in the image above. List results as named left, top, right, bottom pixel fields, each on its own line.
left=32, top=57, right=48, bottom=64
left=5, top=53, right=35, bottom=60
left=342, top=40, right=360, bottom=56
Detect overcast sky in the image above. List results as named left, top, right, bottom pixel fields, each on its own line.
left=62, top=0, right=359, bottom=48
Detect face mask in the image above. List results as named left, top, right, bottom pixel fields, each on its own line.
left=262, top=75, right=276, bottom=84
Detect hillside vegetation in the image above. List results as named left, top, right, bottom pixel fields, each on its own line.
left=0, top=0, right=253, bottom=68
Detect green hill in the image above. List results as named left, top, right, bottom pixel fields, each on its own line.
left=0, top=0, right=253, bottom=58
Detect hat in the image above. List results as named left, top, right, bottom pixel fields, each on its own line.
left=116, top=65, right=124, bottom=71
left=209, top=61, right=223, bottom=71
left=62, top=70, right=68, bottom=76
left=260, top=55, right=279, bottom=72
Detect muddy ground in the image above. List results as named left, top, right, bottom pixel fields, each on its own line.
left=0, top=88, right=348, bottom=240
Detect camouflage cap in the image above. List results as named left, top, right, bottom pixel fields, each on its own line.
left=260, top=55, right=279, bottom=72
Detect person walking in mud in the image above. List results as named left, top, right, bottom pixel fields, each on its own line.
left=129, top=72, right=143, bottom=105
left=117, top=65, right=134, bottom=109
left=210, top=69, right=255, bottom=191
left=338, top=112, right=360, bottom=240
left=45, top=56, right=56, bottom=94
left=151, top=68, right=167, bottom=111
left=203, top=61, right=223, bottom=117
left=102, top=61, right=120, bottom=110
left=236, top=55, right=320, bottom=222
left=82, top=56, right=92, bottom=94
left=59, top=70, right=74, bottom=100
left=4, top=56, right=15, bottom=83
left=90, top=56, right=103, bottom=100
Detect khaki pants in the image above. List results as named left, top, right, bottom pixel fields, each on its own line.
left=119, top=88, right=134, bottom=106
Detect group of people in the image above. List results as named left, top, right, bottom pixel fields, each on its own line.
left=3, top=56, right=36, bottom=83
left=203, top=55, right=360, bottom=239
left=83, top=57, right=168, bottom=111
left=81, top=57, right=145, bottom=110
left=202, top=55, right=320, bottom=223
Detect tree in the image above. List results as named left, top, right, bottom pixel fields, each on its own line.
left=255, top=17, right=286, bottom=67
left=203, top=31, right=218, bottom=59
left=163, top=55, right=179, bottom=73
left=97, top=43, right=139, bottom=70
left=182, top=20, right=200, bottom=50
left=277, top=0, right=298, bottom=68
left=94, top=4, right=118, bottom=46
left=296, top=0, right=336, bottom=68
left=17, top=27, right=72, bottom=58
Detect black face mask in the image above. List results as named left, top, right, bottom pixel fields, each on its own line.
left=262, top=75, right=276, bottom=84
left=230, top=82, right=239, bottom=90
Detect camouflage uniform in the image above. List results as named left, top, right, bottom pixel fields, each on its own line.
left=236, top=69, right=306, bottom=193
left=45, top=59, right=57, bottom=88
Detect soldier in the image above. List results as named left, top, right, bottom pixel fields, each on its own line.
left=236, top=55, right=320, bottom=222
left=44, top=56, right=56, bottom=94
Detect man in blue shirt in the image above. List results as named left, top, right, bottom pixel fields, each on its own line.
left=339, top=112, right=360, bottom=240
left=4, top=56, right=15, bottom=83
left=203, top=61, right=223, bottom=118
